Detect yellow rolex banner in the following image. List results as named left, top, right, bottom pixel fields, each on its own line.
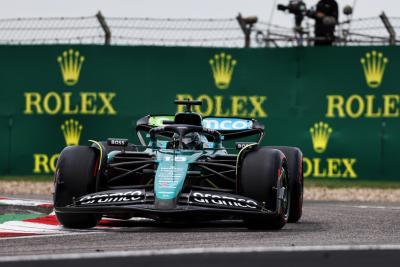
left=0, top=45, right=398, bottom=180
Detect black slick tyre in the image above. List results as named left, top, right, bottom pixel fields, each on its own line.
left=54, top=146, right=100, bottom=229
left=269, top=146, right=303, bottom=223
left=239, top=147, right=289, bottom=230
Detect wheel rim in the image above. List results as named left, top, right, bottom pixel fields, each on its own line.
left=280, top=167, right=290, bottom=220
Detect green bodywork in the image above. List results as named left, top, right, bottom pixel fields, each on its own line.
left=154, top=150, right=200, bottom=200
left=109, top=115, right=251, bottom=203
left=151, top=141, right=222, bottom=201
left=108, top=140, right=226, bottom=202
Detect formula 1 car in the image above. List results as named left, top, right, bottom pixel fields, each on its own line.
left=54, top=100, right=303, bottom=230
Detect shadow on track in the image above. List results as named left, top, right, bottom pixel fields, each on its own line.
left=93, top=217, right=326, bottom=233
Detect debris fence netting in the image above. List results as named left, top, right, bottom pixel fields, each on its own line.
left=0, top=16, right=105, bottom=45
left=0, top=15, right=398, bottom=47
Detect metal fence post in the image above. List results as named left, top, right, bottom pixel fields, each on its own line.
left=379, top=12, right=396, bottom=45
left=96, top=11, right=111, bottom=45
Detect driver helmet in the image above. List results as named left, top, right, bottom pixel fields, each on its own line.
left=182, top=132, right=204, bottom=149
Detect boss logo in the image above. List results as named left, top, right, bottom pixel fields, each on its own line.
left=235, top=142, right=257, bottom=150
left=107, top=138, right=128, bottom=146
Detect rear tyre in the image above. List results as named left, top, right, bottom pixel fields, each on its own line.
left=54, top=146, right=100, bottom=229
left=269, top=146, right=303, bottom=223
left=240, top=147, right=289, bottom=230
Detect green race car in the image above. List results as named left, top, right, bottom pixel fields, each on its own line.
left=54, top=99, right=304, bottom=230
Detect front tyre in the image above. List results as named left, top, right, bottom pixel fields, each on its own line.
left=54, top=146, right=100, bottom=229
left=240, top=147, right=289, bottom=230
left=269, top=146, right=303, bottom=223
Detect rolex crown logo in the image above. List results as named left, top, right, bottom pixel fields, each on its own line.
left=61, top=119, right=83, bottom=146
left=57, top=49, right=85, bottom=86
left=209, top=52, right=237, bottom=89
left=309, top=121, right=332, bottom=154
left=360, top=50, right=388, bottom=88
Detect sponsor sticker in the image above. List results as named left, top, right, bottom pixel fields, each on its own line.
left=189, top=191, right=260, bottom=210
left=202, top=118, right=253, bottom=131
left=107, top=138, right=129, bottom=146
left=77, top=190, right=144, bottom=205
left=149, top=116, right=174, bottom=127
left=235, top=142, right=257, bottom=150
left=163, top=156, right=187, bottom=162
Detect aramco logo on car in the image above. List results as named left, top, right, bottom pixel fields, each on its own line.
left=202, top=118, right=253, bottom=130
left=176, top=52, right=268, bottom=118
left=303, top=121, right=357, bottom=179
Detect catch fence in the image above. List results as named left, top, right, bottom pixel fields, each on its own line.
left=0, top=12, right=399, bottom=47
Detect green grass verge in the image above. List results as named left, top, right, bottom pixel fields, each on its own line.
left=1, top=176, right=400, bottom=189
left=0, top=213, right=45, bottom=224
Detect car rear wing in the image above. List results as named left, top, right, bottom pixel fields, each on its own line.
left=201, top=117, right=264, bottom=141
left=136, top=115, right=265, bottom=145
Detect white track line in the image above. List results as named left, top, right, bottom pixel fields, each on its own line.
left=0, top=216, right=152, bottom=240
left=336, top=204, right=400, bottom=210
left=0, top=231, right=101, bottom=241
left=0, top=198, right=52, bottom=207
left=1, top=244, right=400, bottom=262
left=0, top=221, right=63, bottom=233
left=312, top=202, right=400, bottom=210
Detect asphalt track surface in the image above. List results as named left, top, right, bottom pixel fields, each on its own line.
left=1, top=200, right=400, bottom=266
